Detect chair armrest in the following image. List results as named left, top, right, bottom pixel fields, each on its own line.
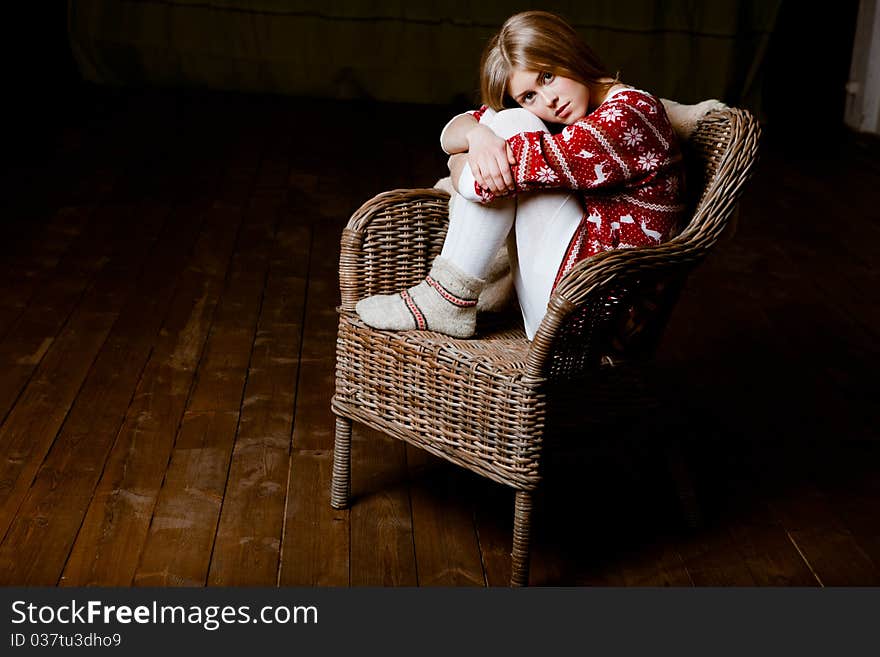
left=525, top=240, right=699, bottom=376
left=543, top=108, right=761, bottom=316
left=339, top=188, right=451, bottom=311
left=526, top=107, right=761, bottom=378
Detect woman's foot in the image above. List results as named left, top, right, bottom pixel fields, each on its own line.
left=355, top=257, right=485, bottom=338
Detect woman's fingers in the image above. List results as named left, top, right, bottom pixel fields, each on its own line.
left=473, top=162, right=497, bottom=194
left=472, top=163, right=489, bottom=192
left=483, top=158, right=511, bottom=194
left=486, top=157, right=513, bottom=194
left=497, top=154, right=514, bottom=190
left=488, top=167, right=507, bottom=194
left=470, top=152, right=515, bottom=195
left=464, top=129, right=518, bottom=196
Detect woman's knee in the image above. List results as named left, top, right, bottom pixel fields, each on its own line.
left=484, top=108, right=548, bottom=139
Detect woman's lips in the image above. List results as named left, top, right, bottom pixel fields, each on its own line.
left=555, top=102, right=571, bottom=118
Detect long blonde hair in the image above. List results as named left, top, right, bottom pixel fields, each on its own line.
left=480, top=11, right=616, bottom=111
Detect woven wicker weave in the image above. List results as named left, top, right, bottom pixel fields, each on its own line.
left=331, top=107, right=761, bottom=586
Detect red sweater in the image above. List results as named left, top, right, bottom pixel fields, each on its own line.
left=472, top=89, right=686, bottom=289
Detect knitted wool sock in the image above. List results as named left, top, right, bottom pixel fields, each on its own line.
left=661, top=98, right=727, bottom=141
left=355, top=256, right=485, bottom=338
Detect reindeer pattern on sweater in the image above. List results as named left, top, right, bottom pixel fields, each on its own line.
left=469, top=88, right=686, bottom=289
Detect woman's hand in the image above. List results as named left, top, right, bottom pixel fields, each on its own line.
left=465, top=124, right=517, bottom=195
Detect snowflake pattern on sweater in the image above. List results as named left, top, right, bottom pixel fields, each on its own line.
left=472, top=89, right=686, bottom=290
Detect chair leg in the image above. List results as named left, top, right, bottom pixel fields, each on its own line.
left=510, top=490, right=533, bottom=587
left=330, top=416, right=352, bottom=509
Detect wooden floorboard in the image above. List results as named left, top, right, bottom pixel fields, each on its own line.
left=207, top=210, right=309, bottom=586
left=0, top=204, right=144, bottom=424
left=0, top=87, right=878, bottom=585
left=0, top=200, right=194, bottom=585
left=407, top=446, right=485, bottom=586
left=349, top=425, right=418, bottom=586
left=0, top=203, right=168, bottom=553
left=133, top=410, right=240, bottom=586
left=202, top=208, right=280, bottom=584
left=279, top=198, right=351, bottom=586
left=279, top=449, right=349, bottom=586
left=61, top=205, right=241, bottom=586
left=815, top=448, right=880, bottom=577
left=0, top=206, right=93, bottom=343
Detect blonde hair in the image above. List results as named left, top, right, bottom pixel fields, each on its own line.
left=480, top=11, right=617, bottom=111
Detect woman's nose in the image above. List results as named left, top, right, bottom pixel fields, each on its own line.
left=538, top=89, right=557, bottom=106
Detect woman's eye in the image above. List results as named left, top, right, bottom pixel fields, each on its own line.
left=523, top=92, right=535, bottom=103
left=542, top=72, right=554, bottom=83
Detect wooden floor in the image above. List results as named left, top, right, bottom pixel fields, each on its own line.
left=1, top=86, right=878, bottom=586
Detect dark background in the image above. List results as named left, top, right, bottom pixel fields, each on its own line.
left=0, top=1, right=862, bottom=165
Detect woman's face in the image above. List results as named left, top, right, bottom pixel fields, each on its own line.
left=507, top=68, right=590, bottom=125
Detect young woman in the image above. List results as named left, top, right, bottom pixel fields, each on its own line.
left=356, top=10, right=687, bottom=340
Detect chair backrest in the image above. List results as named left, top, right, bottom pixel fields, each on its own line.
left=529, top=108, right=762, bottom=380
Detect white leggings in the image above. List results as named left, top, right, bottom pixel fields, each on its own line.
left=440, top=108, right=583, bottom=340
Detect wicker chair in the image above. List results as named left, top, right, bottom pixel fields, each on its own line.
left=330, top=107, right=760, bottom=586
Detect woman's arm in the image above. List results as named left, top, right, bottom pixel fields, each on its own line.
left=473, top=92, right=679, bottom=202
left=440, top=113, right=478, bottom=154
left=442, top=111, right=517, bottom=196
